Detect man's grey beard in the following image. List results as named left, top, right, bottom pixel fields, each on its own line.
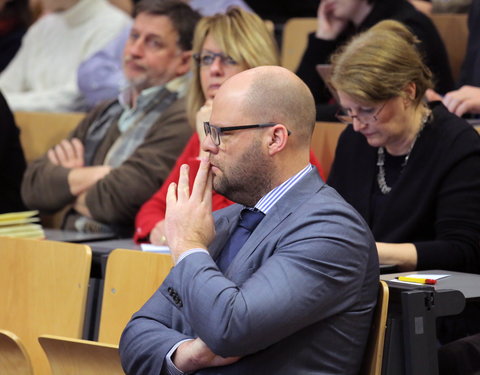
left=126, top=75, right=151, bottom=93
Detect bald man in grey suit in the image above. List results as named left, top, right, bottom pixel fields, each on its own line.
left=120, top=66, right=379, bottom=375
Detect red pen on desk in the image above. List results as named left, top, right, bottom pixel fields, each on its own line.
left=396, top=276, right=437, bottom=285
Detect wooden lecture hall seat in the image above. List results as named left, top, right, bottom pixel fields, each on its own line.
left=39, top=249, right=173, bottom=375
left=0, top=237, right=91, bottom=375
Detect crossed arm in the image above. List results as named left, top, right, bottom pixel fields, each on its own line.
left=47, top=138, right=111, bottom=217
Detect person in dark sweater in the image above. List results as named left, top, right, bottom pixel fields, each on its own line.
left=0, top=90, right=26, bottom=213
left=327, top=20, right=480, bottom=274
left=297, top=0, right=454, bottom=121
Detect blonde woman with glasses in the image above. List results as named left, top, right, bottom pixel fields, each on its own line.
left=327, top=20, right=480, bottom=274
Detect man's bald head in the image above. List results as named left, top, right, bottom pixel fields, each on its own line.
left=213, top=66, right=316, bottom=147
left=207, top=66, right=315, bottom=203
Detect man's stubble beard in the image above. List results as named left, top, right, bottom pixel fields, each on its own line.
left=124, top=57, right=153, bottom=93
left=212, top=138, right=274, bottom=207
left=126, top=74, right=152, bottom=93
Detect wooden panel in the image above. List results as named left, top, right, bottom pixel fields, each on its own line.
left=99, top=249, right=173, bottom=344
left=39, top=335, right=124, bottom=375
left=281, top=18, right=317, bottom=72
left=430, top=13, right=468, bottom=82
left=311, top=122, right=346, bottom=180
left=14, top=111, right=85, bottom=163
left=0, top=237, right=91, bottom=375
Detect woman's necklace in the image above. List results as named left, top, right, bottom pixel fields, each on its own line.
left=376, top=111, right=430, bottom=195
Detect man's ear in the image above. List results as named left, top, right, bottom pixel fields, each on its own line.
left=267, top=124, right=289, bottom=156
left=176, top=50, right=192, bottom=76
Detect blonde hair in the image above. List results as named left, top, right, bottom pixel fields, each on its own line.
left=330, top=20, right=433, bottom=106
left=186, top=7, right=280, bottom=126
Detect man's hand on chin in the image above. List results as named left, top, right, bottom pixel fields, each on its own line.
left=165, top=160, right=216, bottom=263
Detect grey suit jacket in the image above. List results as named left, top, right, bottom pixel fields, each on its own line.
left=119, top=169, right=379, bottom=374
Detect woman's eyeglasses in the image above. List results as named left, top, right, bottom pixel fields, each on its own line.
left=335, top=101, right=387, bottom=125
left=193, top=52, right=238, bottom=67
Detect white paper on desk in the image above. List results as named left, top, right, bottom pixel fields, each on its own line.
left=390, top=273, right=450, bottom=285
left=403, top=274, right=450, bottom=280
left=140, top=243, right=170, bottom=253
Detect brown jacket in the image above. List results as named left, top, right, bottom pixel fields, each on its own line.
left=21, top=96, right=192, bottom=232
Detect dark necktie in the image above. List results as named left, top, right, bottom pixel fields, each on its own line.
left=217, top=208, right=265, bottom=272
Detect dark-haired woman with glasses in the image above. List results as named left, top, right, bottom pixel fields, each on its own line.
left=134, top=7, right=324, bottom=244
left=327, top=20, right=480, bottom=274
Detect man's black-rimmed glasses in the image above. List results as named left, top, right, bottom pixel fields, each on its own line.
left=204, top=122, right=290, bottom=146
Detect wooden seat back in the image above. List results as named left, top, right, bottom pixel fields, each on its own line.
left=0, top=237, right=91, bottom=375
left=39, top=335, right=124, bottom=375
left=98, top=249, right=173, bottom=344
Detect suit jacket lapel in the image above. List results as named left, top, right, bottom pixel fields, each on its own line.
left=226, top=169, right=325, bottom=273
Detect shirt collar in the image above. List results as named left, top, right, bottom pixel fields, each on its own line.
left=118, top=85, right=163, bottom=111
left=118, top=74, right=189, bottom=110
left=254, top=164, right=313, bottom=214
